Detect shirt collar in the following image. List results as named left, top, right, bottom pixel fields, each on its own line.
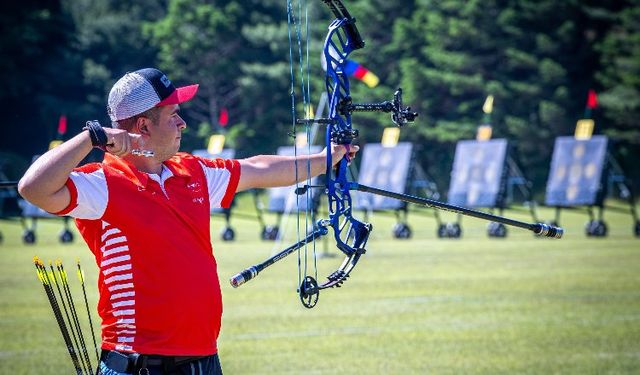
left=103, top=154, right=190, bottom=188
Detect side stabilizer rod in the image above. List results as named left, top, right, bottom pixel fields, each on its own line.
left=230, top=221, right=330, bottom=288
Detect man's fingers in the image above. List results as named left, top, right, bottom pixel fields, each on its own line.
left=345, top=144, right=359, bottom=158
left=105, top=134, right=126, bottom=156
left=104, top=133, right=149, bottom=156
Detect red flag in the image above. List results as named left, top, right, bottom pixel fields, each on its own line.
left=218, top=108, right=229, bottom=127
left=586, top=90, right=598, bottom=109
left=57, top=115, right=67, bottom=135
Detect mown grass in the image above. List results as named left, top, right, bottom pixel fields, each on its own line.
left=0, top=198, right=638, bottom=374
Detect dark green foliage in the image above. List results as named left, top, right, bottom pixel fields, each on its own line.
left=594, top=2, right=640, bottom=182
left=0, top=1, right=83, bottom=160
left=383, top=1, right=632, bottom=189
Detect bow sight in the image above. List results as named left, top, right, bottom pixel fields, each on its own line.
left=338, top=89, right=419, bottom=127
left=300, top=89, right=418, bottom=130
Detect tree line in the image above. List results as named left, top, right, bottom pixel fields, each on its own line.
left=1, top=0, right=638, bottom=194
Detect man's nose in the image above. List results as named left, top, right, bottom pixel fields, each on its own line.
left=176, top=115, right=187, bottom=130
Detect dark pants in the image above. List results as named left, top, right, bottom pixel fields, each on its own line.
left=99, top=352, right=223, bottom=375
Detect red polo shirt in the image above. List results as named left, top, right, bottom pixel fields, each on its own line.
left=56, top=153, right=240, bottom=355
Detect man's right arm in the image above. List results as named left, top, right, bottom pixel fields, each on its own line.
left=18, top=131, right=95, bottom=214
left=19, top=123, right=139, bottom=214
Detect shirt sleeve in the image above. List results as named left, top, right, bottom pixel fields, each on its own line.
left=198, top=158, right=241, bottom=209
left=53, top=169, right=108, bottom=219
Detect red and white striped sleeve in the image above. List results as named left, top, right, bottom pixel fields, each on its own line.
left=198, top=158, right=241, bottom=209
left=53, top=166, right=108, bottom=219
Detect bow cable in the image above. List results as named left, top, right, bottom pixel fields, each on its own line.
left=287, top=0, right=317, bottom=293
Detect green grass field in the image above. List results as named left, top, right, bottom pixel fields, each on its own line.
left=1, top=199, right=639, bottom=374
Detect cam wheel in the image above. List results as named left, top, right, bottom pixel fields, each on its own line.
left=299, top=276, right=319, bottom=309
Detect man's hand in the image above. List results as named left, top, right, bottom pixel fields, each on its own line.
left=327, top=143, right=360, bottom=166
left=103, top=128, right=146, bottom=157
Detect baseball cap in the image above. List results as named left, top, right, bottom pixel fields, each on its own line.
left=108, top=68, right=199, bottom=121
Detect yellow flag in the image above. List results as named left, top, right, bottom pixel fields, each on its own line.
left=207, top=135, right=226, bottom=155
left=381, top=127, right=400, bottom=147
left=361, top=71, right=380, bottom=88
left=482, top=95, right=494, bottom=114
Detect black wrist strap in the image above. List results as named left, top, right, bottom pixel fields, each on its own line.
left=83, top=120, right=108, bottom=150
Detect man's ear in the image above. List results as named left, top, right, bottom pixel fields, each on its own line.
left=136, top=117, right=150, bottom=135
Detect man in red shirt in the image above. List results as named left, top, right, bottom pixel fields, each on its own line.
left=18, top=68, right=357, bottom=375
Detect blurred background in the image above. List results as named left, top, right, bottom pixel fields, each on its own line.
left=0, top=0, right=638, bottom=194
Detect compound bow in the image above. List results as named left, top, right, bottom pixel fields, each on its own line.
left=230, top=0, right=562, bottom=308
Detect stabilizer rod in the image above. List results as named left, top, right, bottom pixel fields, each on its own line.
left=350, top=182, right=563, bottom=238
left=230, top=221, right=330, bottom=288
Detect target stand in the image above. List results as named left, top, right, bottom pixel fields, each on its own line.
left=545, top=135, right=638, bottom=237
left=446, top=139, right=540, bottom=238
left=254, top=145, right=324, bottom=241
left=4, top=155, right=76, bottom=245
left=354, top=142, right=443, bottom=239
left=0, top=164, right=22, bottom=244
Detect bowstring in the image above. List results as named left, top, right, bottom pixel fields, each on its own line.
left=302, top=0, right=318, bottom=283
left=287, top=0, right=315, bottom=290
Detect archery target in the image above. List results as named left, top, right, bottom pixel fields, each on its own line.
left=545, top=136, right=608, bottom=206
left=355, top=142, right=413, bottom=210
left=447, top=139, right=508, bottom=208
left=267, top=145, right=323, bottom=212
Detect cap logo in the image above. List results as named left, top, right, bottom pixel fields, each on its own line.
left=160, top=75, right=172, bottom=88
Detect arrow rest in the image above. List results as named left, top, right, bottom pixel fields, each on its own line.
left=331, top=129, right=359, bottom=144
left=295, top=184, right=324, bottom=195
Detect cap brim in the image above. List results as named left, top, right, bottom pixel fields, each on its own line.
left=156, top=84, right=199, bottom=107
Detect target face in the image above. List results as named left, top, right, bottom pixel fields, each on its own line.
left=355, top=142, right=413, bottom=210
left=545, top=136, right=608, bottom=206
left=447, top=139, right=508, bottom=208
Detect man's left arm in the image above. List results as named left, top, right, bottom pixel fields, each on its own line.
left=236, top=144, right=358, bottom=192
